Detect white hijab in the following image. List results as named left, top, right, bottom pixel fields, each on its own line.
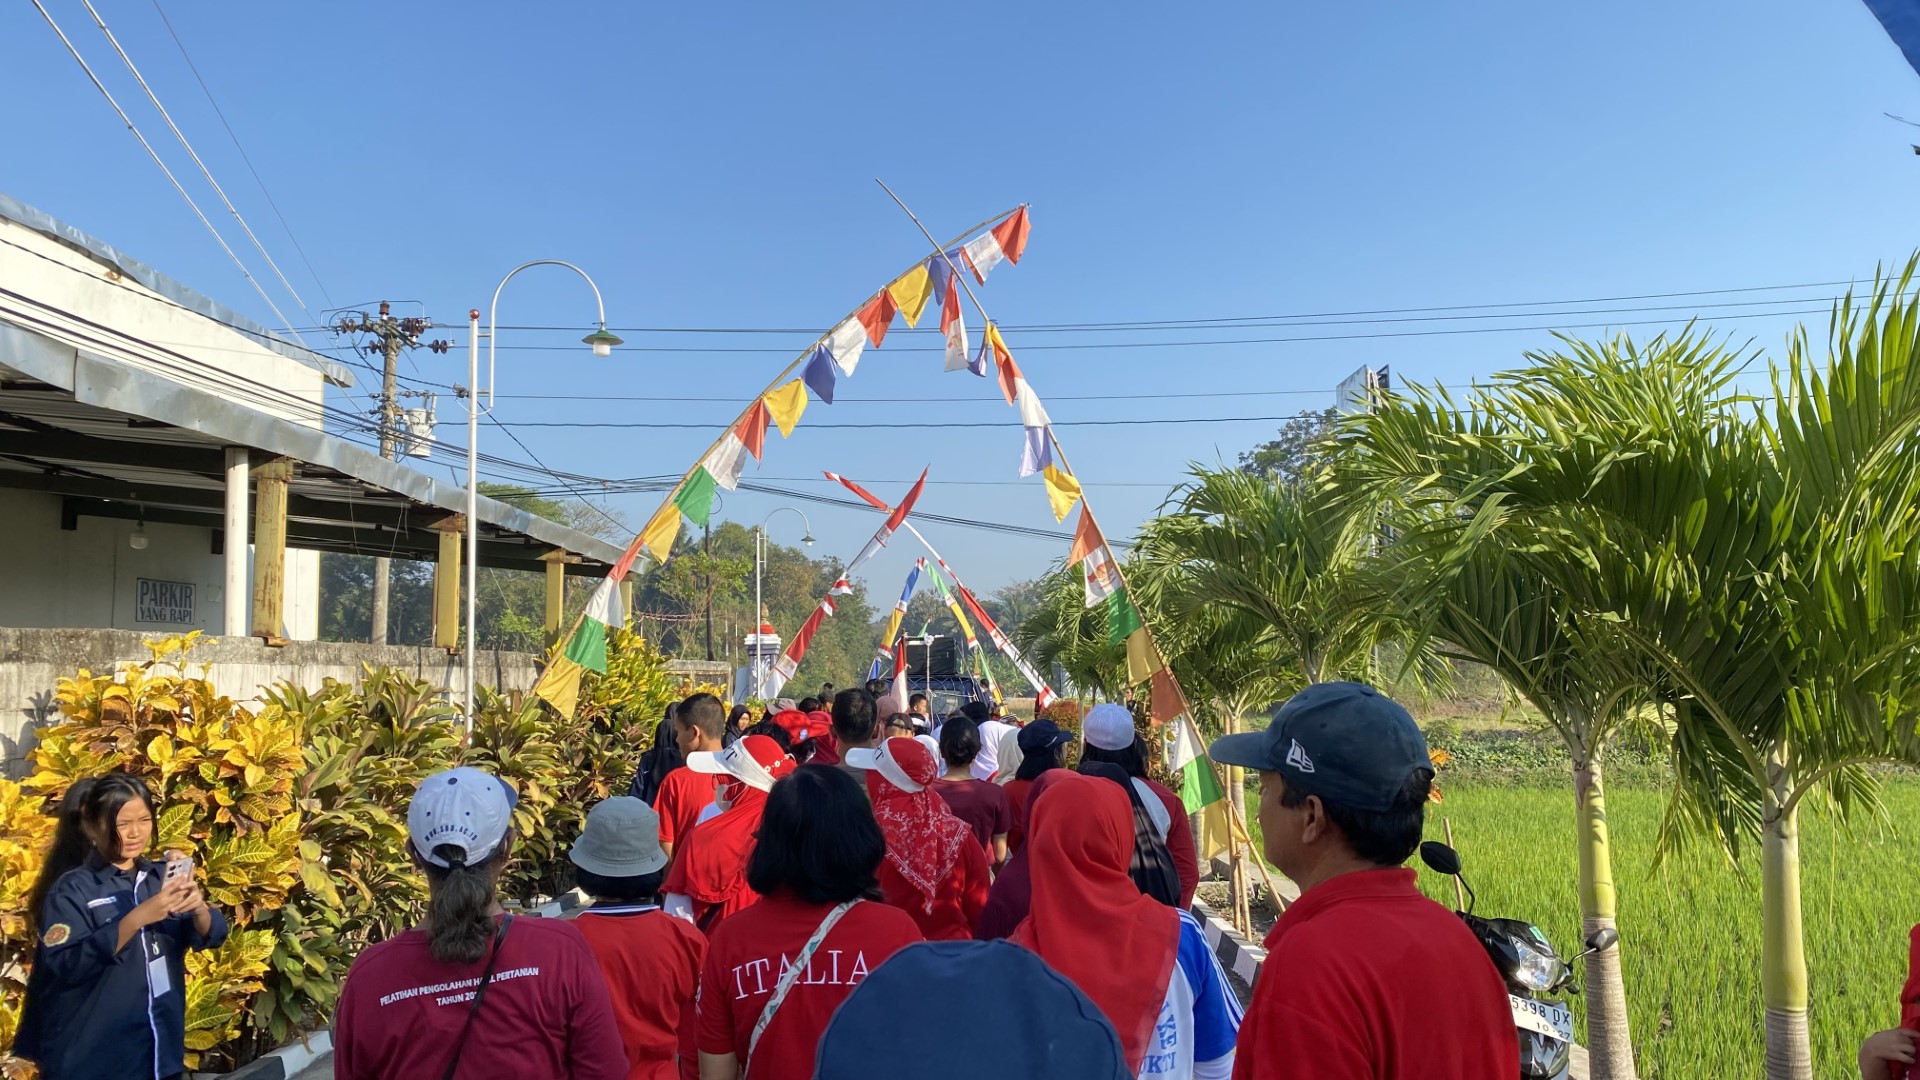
left=992, top=726, right=1025, bottom=785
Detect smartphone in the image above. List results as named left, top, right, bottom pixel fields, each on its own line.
left=164, top=855, right=192, bottom=884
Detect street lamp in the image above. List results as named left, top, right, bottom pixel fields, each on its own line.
left=754, top=507, right=814, bottom=694
left=464, top=261, right=619, bottom=725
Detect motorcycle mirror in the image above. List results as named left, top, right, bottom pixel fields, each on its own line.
left=1584, top=927, right=1620, bottom=954
left=1418, top=841, right=1462, bottom=876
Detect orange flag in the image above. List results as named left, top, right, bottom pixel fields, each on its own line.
left=1068, top=508, right=1104, bottom=567
left=992, top=207, right=1032, bottom=265
left=857, top=292, right=897, bottom=347
left=736, top=400, right=770, bottom=460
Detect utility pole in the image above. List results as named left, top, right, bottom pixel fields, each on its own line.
left=334, top=302, right=447, bottom=644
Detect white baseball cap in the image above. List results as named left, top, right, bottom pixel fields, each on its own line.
left=845, top=736, right=933, bottom=793
left=685, top=734, right=793, bottom=793
left=1083, top=703, right=1138, bottom=752
left=408, top=766, right=518, bottom=868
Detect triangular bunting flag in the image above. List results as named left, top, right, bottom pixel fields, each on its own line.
left=1019, top=425, right=1053, bottom=477
left=736, top=400, right=770, bottom=461
left=804, top=346, right=838, bottom=404
left=1084, top=543, right=1120, bottom=608
left=927, top=250, right=963, bottom=310
left=887, top=264, right=932, bottom=328
left=997, top=350, right=1023, bottom=406
left=941, top=279, right=969, bottom=372
left=962, top=231, right=1006, bottom=284
left=641, top=503, right=683, bottom=559
left=984, top=323, right=1012, bottom=374
left=1107, top=585, right=1144, bottom=646
left=673, top=467, right=719, bottom=527
left=764, top=379, right=808, bottom=437
left=702, top=434, right=749, bottom=491
left=1015, top=380, right=1050, bottom=429
left=826, top=317, right=867, bottom=376
left=1069, top=509, right=1104, bottom=567
left=857, top=292, right=897, bottom=347
left=1150, top=667, right=1186, bottom=728
left=992, top=207, right=1032, bottom=265
left=1042, top=464, right=1081, bottom=522
left=1124, top=624, right=1158, bottom=684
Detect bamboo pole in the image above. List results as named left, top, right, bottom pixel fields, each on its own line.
left=539, top=206, right=1024, bottom=661
left=1444, top=817, right=1465, bottom=911
left=875, top=179, right=1292, bottom=912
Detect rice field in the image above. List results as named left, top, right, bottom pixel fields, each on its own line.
left=1399, top=778, right=1920, bottom=1078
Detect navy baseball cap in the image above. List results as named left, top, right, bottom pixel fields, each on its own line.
left=1208, top=682, right=1432, bottom=813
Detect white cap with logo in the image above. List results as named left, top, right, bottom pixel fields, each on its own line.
left=407, top=766, right=518, bottom=868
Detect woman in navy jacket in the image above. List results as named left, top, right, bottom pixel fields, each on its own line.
left=14, top=773, right=230, bottom=1080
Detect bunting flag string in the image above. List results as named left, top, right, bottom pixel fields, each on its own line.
left=822, top=470, right=1060, bottom=710
left=530, top=205, right=1028, bottom=717
left=757, top=470, right=930, bottom=700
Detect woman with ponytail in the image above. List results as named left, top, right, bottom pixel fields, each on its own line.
left=14, top=772, right=227, bottom=1080
left=333, top=767, right=628, bottom=1080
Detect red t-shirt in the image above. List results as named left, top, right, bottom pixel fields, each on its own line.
left=1003, top=778, right=1035, bottom=854
left=654, top=768, right=718, bottom=852
left=1138, top=777, right=1200, bottom=908
left=572, top=905, right=708, bottom=1080
left=334, top=916, right=628, bottom=1080
left=1233, top=868, right=1518, bottom=1080
left=933, top=778, right=1014, bottom=858
left=876, top=837, right=992, bottom=942
left=696, top=892, right=922, bottom=1078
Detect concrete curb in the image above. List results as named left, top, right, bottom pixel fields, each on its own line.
left=1188, top=896, right=1267, bottom=987
left=218, top=1030, right=330, bottom=1080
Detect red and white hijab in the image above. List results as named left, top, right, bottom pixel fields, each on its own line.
left=849, top=736, right=973, bottom=912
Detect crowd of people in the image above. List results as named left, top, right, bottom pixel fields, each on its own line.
left=15, top=680, right=1920, bottom=1079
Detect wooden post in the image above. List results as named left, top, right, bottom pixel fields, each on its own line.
left=541, top=550, right=568, bottom=648
left=432, top=516, right=465, bottom=653
left=249, top=457, right=293, bottom=639
left=1224, top=703, right=1252, bottom=936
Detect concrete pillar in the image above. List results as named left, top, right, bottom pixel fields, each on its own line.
left=249, top=457, right=293, bottom=638
left=433, top=518, right=464, bottom=652
left=541, top=550, right=567, bottom=648
left=223, top=447, right=249, bottom=637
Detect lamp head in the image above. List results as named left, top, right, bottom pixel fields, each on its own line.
left=129, top=521, right=149, bottom=551
left=802, top=533, right=815, bottom=546
left=582, top=327, right=623, bottom=358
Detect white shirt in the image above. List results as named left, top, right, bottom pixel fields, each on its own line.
left=972, top=719, right=1017, bottom=781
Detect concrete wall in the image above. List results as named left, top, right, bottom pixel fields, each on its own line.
left=0, top=626, right=539, bottom=776
left=0, top=490, right=320, bottom=640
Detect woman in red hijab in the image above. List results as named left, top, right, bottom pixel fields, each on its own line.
left=662, top=735, right=794, bottom=935
left=973, top=769, right=1077, bottom=941
left=1012, top=772, right=1242, bottom=1079
left=847, top=736, right=990, bottom=941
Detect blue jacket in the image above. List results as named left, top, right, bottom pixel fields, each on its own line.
left=14, top=854, right=230, bottom=1080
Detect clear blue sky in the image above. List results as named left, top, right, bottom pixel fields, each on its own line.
left=6, top=0, right=1920, bottom=603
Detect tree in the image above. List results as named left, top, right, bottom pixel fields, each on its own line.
left=1351, top=296, right=1920, bottom=1079
left=1237, top=407, right=1338, bottom=484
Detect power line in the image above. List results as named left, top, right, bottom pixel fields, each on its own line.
left=27, top=0, right=305, bottom=339
left=77, top=0, right=313, bottom=332
left=270, top=276, right=1872, bottom=337
left=438, top=306, right=1832, bottom=355
left=489, top=415, right=1338, bottom=430
left=147, top=0, right=335, bottom=308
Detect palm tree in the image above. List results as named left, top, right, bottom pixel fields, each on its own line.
left=1017, top=563, right=1126, bottom=701
left=1351, top=284, right=1920, bottom=1079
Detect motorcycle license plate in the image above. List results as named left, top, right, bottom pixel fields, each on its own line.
left=1509, top=995, right=1574, bottom=1043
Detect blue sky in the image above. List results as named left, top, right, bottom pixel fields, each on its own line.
left=6, top=0, right=1920, bottom=600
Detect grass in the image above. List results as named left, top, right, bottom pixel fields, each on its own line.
left=1244, top=774, right=1920, bottom=1078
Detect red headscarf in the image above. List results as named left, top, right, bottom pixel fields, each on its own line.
left=1897, top=925, right=1919, bottom=1079
left=663, top=735, right=794, bottom=910
left=864, top=736, right=973, bottom=912
left=973, top=768, right=1077, bottom=941
left=1010, top=771, right=1179, bottom=1075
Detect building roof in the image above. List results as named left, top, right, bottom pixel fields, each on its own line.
left=0, top=191, right=355, bottom=388
left=0, top=231, right=626, bottom=575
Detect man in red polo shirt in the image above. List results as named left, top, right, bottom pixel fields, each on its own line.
left=1209, top=682, right=1517, bottom=1079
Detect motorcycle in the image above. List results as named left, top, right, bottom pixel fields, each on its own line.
left=1419, top=840, right=1619, bottom=1080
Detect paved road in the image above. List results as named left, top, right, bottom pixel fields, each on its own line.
left=289, top=1052, right=332, bottom=1080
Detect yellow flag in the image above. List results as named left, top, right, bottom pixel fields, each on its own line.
left=887, top=264, right=932, bottom=327
left=1125, top=626, right=1161, bottom=686
left=533, top=654, right=586, bottom=719
left=764, top=379, right=809, bottom=437
left=641, top=504, right=683, bottom=560
left=1042, top=465, right=1081, bottom=522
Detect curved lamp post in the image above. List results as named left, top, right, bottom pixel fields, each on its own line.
left=464, top=261, right=620, bottom=725
left=753, top=506, right=814, bottom=693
